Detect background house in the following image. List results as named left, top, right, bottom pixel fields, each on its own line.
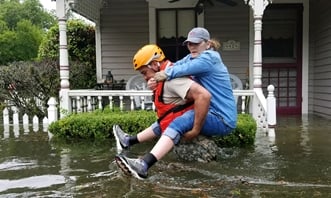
left=55, top=0, right=331, bottom=119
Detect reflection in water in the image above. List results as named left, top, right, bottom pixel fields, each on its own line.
left=300, top=115, right=312, bottom=155
left=59, top=148, right=76, bottom=195
left=13, top=124, right=19, bottom=138
left=0, top=175, right=66, bottom=192
left=3, top=124, right=9, bottom=139
left=0, top=115, right=331, bottom=197
left=33, top=123, right=39, bottom=132
left=23, top=124, right=29, bottom=135
left=0, top=159, right=37, bottom=171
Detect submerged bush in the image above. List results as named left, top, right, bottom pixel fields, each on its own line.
left=213, top=114, right=257, bottom=147
left=48, top=109, right=157, bottom=141
left=49, top=110, right=256, bottom=147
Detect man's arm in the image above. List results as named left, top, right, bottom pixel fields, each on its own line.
left=184, top=82, right=211, bottom=140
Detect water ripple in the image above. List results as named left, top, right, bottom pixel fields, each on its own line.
left=0, top=175, right=68, bottom=192
left=0, top=158, right=38, bottom=171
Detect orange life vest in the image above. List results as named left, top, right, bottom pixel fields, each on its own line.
left=154, top=60, right=194, bottom=132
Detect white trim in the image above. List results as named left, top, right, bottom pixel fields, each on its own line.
left=301, top=0, right=309, bottom=114
left=95, top=22, right=103, bottom=84
left=248, top=9, right=254, bottom=90
left=248, top=0, right=309, bottom=114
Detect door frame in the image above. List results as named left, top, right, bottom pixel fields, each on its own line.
left=248, top=0, right=309, bottom=115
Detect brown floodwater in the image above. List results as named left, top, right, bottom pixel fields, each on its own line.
left=0, top=115, right=331, bottom=197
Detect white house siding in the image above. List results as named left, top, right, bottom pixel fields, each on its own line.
left=204, top=0, right=250, bottom=86
left=99, top=0, right=249, bottom=85
left=100, top=0, right=149, bottom=82
left=309, top=0, right=331, bottom=119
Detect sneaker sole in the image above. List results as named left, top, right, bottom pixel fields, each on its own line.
left=115, top=155, right=145, bottom=180
left=113, top=125, right=124, bottom=154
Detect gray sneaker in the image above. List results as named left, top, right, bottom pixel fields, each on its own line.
left=115, top=154, right=148, bottom=180
left=113, top=125, right=130, bottom=154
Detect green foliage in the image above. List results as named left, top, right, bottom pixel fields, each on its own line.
left=38, top=20, right=96, bottom=63
left=15, top=20, right=43, bottom=60
left=0, top=30, right=17, bottom=64
left=0, top=60, right=59, bottom=117
left=213, top=114, right=257, bottom=147
left=48, top=110, right=157, bottom=141
left=0, top=0, right=55, bottom=30
left=49, top=110, right=257, bottom=148
left=38, top=19, right=96, bottom=89
left=0, top=0, right=56, bottom=65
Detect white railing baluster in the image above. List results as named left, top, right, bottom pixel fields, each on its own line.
left=109, top=96, right=113, bottom=110
left=241, top=95, right=246, bottom=114
left=140, top=96, right=145, bottom=110
left=98, top=96, right=102, bottom=109
left=130, top=96, right=134, bottom=110
left=76, top=96, right=82, bottom=113
left=87, top=96, right=92, bottom=112
left=119, top=96, right=123, bottom=111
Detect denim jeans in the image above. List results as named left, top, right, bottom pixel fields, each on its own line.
left=163, top=109, right=233, bottom=145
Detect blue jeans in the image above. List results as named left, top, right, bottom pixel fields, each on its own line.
left=162, top=109, right=234, bottom=145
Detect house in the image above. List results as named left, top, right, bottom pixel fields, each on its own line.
left=53, top=0, right=331, bottom=130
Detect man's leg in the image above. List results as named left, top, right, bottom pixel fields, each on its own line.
left=115, top=111, right=194, bottom=179
left=150, top=135, right=175, bottom=160
left=115, top=134, right=175, bottom=179
left=113, top=125, right=159, bottom=153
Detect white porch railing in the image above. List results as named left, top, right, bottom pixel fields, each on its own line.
left=2, top=86, right=276, bottom=134
left=63, top=86, right=276, bottom=132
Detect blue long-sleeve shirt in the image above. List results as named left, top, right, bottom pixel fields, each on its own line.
left=164, top=50, right=237, bottom=129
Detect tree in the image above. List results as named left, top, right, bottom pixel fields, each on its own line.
left=0, top=60, right=59, bottom=117
left=38, top=19, right=96, bottom=89
left=0, top=0, right=56, bottom=65
left=0, top=0, right=55, bottom=30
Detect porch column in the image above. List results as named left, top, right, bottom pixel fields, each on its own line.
left=56, top=0, right=71, bottom=118
left=245, top=0, right=271, bottom=89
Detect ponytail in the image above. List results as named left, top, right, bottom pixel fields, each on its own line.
left=208, top=38, right=221, bottom=51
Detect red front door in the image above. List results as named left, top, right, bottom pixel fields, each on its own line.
left=262, top=4, right=303, bottom=115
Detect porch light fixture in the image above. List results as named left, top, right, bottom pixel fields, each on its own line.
left=105, top=71, right=114, bottom=85
left=244, top=0, right=272, bottom=4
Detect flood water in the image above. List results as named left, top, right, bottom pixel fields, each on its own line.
left=0, top=115, right=331, bottom=197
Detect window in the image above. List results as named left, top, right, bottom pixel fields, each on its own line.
left=157, top=9, right=197, bottom=62
left=262, top=8, right=299, bottom=63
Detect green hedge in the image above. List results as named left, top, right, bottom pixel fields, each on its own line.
left=212, top=114, right=257, bottom=147
left=48, top=110, right=256, bottom=147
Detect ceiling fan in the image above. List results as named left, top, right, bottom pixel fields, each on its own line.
left=168, top=0, right=237, bottom=15
left=168, top=0, right=237, bottom=7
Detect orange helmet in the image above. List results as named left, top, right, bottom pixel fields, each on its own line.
left=132, top=44, right=165, bottom=70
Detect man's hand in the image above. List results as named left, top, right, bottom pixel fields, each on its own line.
left=154, top=71, right=168, bottom=82
left=147, top=78, right=157, bottom=90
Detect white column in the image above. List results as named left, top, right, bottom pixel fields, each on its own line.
left=57, top=0, right=71, bottom=118
left=245, top=0, right=271, bottom=121
left=245, top=0, right=271, bottom=89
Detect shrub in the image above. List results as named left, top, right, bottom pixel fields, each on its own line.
left=213, top=114, right=257, bottom=147
left=48, top=109, right=157, bottom=141
left=49, top=110, right=256, bottom=147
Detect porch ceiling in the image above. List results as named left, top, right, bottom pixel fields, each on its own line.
left=70, top=0, right=107, bottom=22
